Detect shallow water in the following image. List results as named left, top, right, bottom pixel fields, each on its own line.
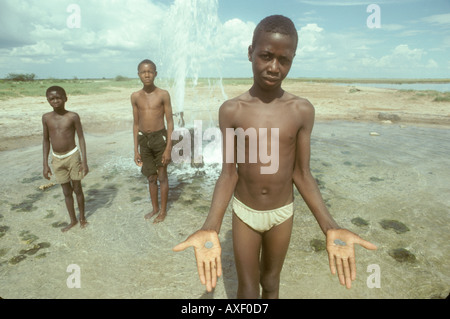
left=334, top=82, right=450, bottom=92
left=0, top=121, right=449, bottom=299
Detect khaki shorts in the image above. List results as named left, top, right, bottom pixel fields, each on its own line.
left=51, top=147, right=84, bottom=184
left=233, top=197, right=294, bottom=233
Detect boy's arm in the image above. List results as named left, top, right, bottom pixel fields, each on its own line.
left=162, top=91, right=174, bottom=165
left=74, top=113, right=89, bottom=176
left=173, top=101, right=238, bottom=292
left=42, top=115, right=52, bottom=180
left=131, top=93, right=141, bottom=166
left=292, top=102, right=339, bottom=234
left=293, top=101, right=376, bottom=289
left=193, top=101, right=238, bottom=232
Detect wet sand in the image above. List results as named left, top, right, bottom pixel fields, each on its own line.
left=1, top=81, right=449, bottom=152
left=0, top=82, right=449, bottom=299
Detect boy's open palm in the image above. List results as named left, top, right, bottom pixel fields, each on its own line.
left=326, top=228, right=377, bottom=289
left=173, top=230, right=222, bottom=292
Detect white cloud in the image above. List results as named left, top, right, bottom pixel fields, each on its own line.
left=297, top=0, right=417, bottom=6
left=421, top=13, right=450, bottom=26
left=381, top=24, right=406, bottom=31
left=0, top=0, right=169, bottom=77
left=378, top=44, right=424, bottom=67
left=297, top=0, right=373, bottom=6
left=291, top=19, right=442, bottom=78
left=9, top=41, right=65, bottom=66
left=352, top=44, right=438, bottom=77
left=298, top=23, right=327, bottom=55
left=220, top=19, right=255, bottom=58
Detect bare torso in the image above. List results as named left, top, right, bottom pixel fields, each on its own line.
left=43, top=111, right=78, bottom=153
left=225, top=90, right=310, bottom=210
left=132, top=87, right=167, bottom=133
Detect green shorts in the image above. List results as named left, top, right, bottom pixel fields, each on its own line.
left=138, top=129, right=167, bottom=177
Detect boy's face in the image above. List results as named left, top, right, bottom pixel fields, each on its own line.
left=47, top=91, right=67, bottom=110
left=138, top=63, right=157, bottom=86
left=249, top=32, right=296, bottom=90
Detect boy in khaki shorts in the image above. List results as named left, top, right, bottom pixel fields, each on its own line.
left=42, top=86, right=89, bottom=232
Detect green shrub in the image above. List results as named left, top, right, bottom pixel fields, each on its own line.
left=114, top=75, right=129, bottom=81
left=5, top=73, right=36, bottom=82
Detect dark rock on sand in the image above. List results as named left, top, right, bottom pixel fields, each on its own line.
left=378, top=112, right=401, bottom=122
left=380, top=219, right=410, bottom=234
left=351, top=217, right=369, bottom=227
left=310, top=239, right=326, bottom=252
left=388, top=248, right=416, bottom=263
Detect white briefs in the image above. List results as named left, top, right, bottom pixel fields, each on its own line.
left=52, top=146, right=79, bottom=159
left=232, top=197, right=294, bottom=233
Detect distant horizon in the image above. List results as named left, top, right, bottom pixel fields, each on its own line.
left=3, top=75, right=450, bottom=83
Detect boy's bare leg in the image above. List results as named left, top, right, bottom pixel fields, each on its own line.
left=145, top=174, right=160, bottom=220
left=72, top=180, right=88, bottom=228
left=232, top=212, right=262, bottom=299
left=61, top=182, right=78, bottom=232
left=153, top=166, right=168, bottom=224
left=260, top=216, right=293, bottom=299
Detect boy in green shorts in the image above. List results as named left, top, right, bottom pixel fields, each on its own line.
left=132, top=59, right=174, bottom=224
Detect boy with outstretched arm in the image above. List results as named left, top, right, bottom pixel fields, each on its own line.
left=173, top=15, right=377, bottom=298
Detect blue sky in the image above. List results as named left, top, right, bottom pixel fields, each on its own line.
left=0, top=0, right=449, bottom=79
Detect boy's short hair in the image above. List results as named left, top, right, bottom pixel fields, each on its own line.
left=138, top=59, right=157, bottom=72
left=46, top=86, right=67, bottom=98
left=252, top=15, right=298, bottom=51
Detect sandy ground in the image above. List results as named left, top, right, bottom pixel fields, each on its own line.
left=0, top=82, right=449, bottom=151
left=0, top=82, right=449, bottom=300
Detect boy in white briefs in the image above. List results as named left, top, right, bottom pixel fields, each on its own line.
left=174, top=15, right=377, bottom=298
left=42, top=86, right=89, bottom=232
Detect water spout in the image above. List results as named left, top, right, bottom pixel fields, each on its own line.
left=158, top=0, right=226, bottom=127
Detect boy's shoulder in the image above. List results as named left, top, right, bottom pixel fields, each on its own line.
left=220, top=90, right=313, bottom=109
left=42, top=111, right=53, bottom=118
left=132, top=87, right=169, bottom=96
left=283, top=91, right=314, bottom=110
left=219, top=92, right=247, bottom=114
left=42, top=110, right=79, bottom=120
left=131, top=88, right=170, bottom=106
left=131, top=88, right=144, bottom=98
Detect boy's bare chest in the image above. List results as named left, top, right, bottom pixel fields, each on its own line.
left=48, top=115, right=74, bottom=132
left=234, top=109, right=299, bottom=144
left=138, top=94, right=163, bottom=111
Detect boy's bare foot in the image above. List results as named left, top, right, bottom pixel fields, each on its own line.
left=61, top=221, right=78, bottom=232
left=153, top=211, right=166, bottom=224
left=145, top=209, right=159, bottom=220
left=80, top=219, right=88, bottom=229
